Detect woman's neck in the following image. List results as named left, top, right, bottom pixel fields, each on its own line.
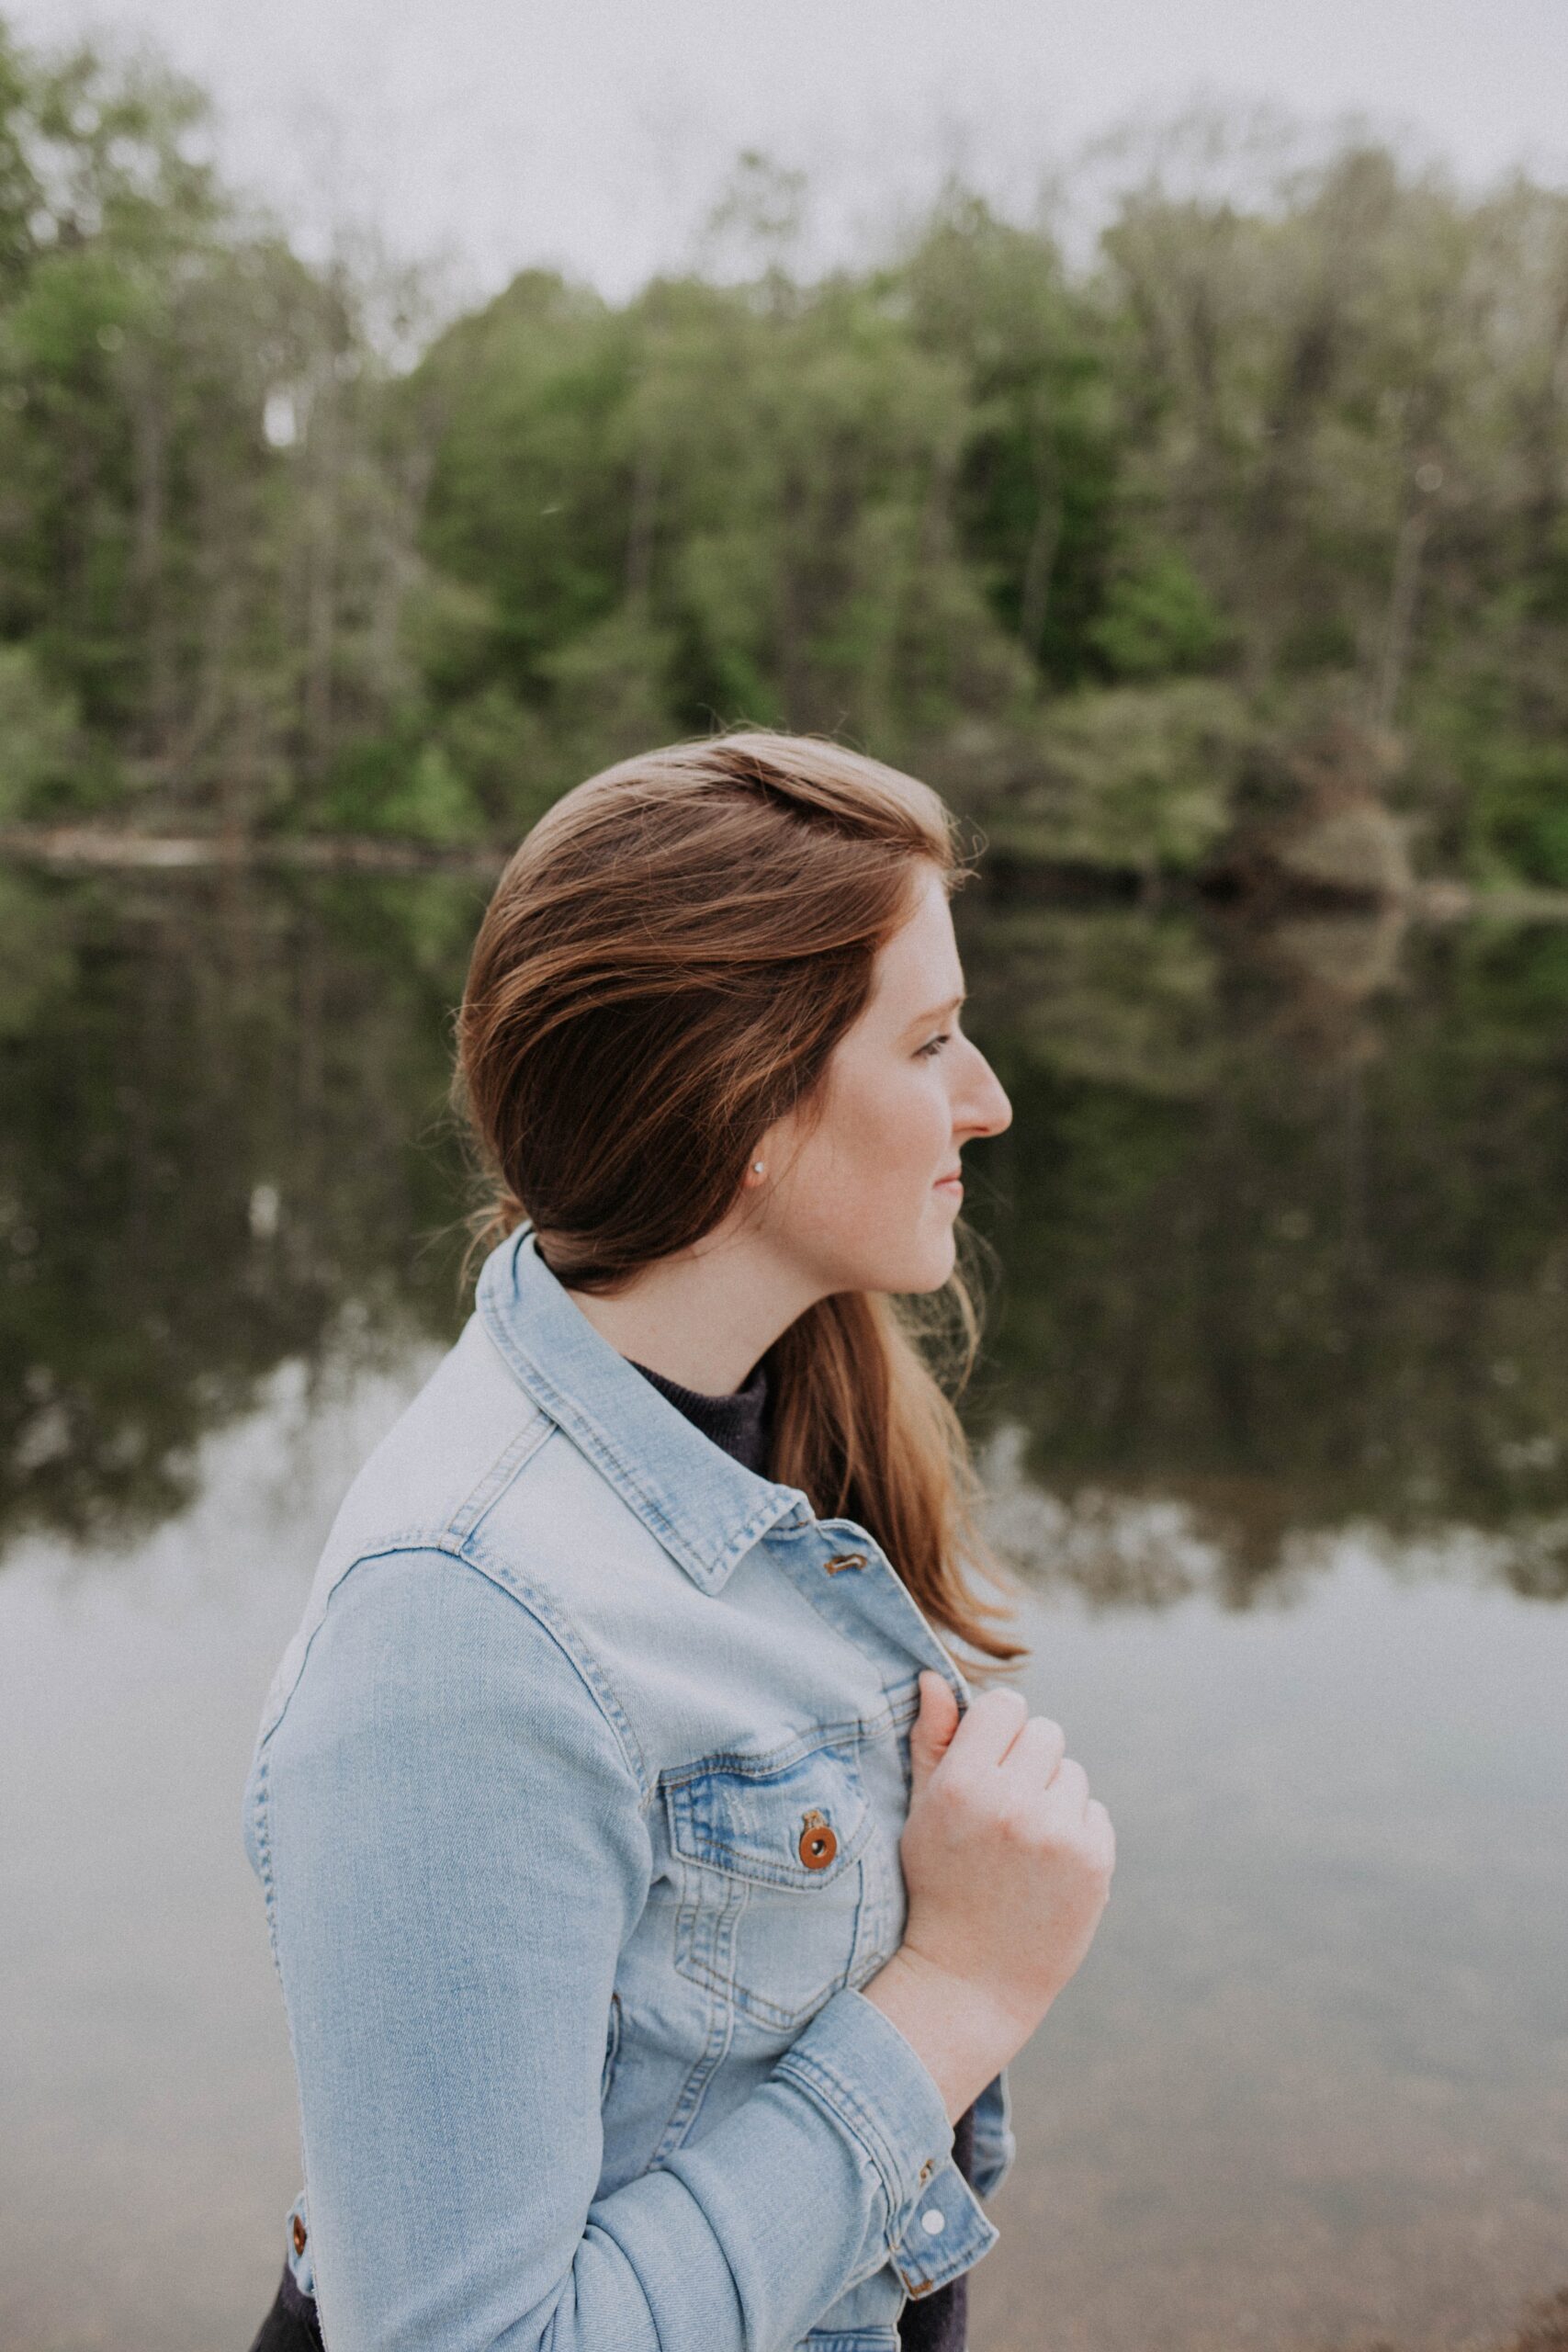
left=542, top=1225, right=824, bottom=1396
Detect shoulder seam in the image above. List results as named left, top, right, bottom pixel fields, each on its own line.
left=256, top=1539, right=651, bottom=1808
left=443, top=1402, right=556, bottom=1544
left=457, top=1530, right=652, bottom=1804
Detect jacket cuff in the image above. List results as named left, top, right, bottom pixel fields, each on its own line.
left=772, top=1986, right=1000, bottom=2299
left=970, top=2066, right=1017, bottom=2200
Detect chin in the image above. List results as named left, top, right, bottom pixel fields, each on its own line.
left=862, top=1227, right=957, bottom=1296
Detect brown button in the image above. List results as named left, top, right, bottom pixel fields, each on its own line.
left=291, top=2216, right=308, bottom=2256
left=822, top=1552, right=867, bottom=1575
left=798, top=1808, right=838, bottom=1870
left=918, top=2158, right=935, bottom=2185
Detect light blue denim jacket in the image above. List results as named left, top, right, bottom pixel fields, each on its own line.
left=243, top=1221, right=1015, bottom=2352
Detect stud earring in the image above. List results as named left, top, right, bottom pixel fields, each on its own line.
left=752, top=1160, right=764, bottom=1175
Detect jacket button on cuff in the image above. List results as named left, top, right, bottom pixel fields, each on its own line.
left=292, top=2216, right=308, bottom=2256
left=797, top=1809, right=837, bottom=1869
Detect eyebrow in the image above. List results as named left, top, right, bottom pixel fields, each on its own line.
left=904, top=991, right=966, bottom=1035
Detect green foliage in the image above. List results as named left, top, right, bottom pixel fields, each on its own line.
left=0, top=17, right=428, bottom=827
left=430, top=684, right=555, bottom=832
left=1469, top=742, right=1568, bottom=889
left=375, top=742, right=488, bottom=846
left=0, top=862, right=484, bottom=1550
left=12, top=865, right=1568, bottom=1567
left=1, top=18, right=1566, bottom=885
left=412, top=269, right=636, bottom=693
left=978, top=681, right=1257, bottom=875
left=897, top=192, right=1121, bottom=686
left=0, top=641, right=80, bottom=818
left=312, top=725, right=485, bottom=843
left=1088, top=544, right=1231, bottom=679
left=0, top=860, right=79, bottom=1035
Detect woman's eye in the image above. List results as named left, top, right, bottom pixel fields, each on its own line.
left=917, top=1033, right=951, bottom=1059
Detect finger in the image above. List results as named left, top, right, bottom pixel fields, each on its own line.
left=947, top=1684, right=1030, bottom=1770
left=908, top=1673, right=961, bottom=1795
left=1001, top=1713, right=1066, bottom=1787
left=1039, top=1754, right=1090, bottom=1819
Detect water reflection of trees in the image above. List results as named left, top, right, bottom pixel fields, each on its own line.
left=958, top=894, right=1568, bottom=1603
left=0, top=862, right=485, bottom=1552
left=2, top=866, right=1565, bottom=1600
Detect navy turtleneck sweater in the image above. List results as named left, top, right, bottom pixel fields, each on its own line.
left=626, top=1350, right=975, bottom=2352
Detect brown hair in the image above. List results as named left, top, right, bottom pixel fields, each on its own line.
left=452, top=729, right=1026, bottom=1675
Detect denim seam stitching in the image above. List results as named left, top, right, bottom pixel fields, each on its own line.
left=672, top=1901, right=865, bottom=2033
left=664, top=1754, right=871, bottom=1879
left=444, top=1406, right=555, bottom=1542
left=657, top=1714, right=879, bottom=1786
left=476, top=1284, right=714, bottom=1568
left=765, top=1532, right=931, bottom=1683
left=252, top=1537, right=649, bottom=1812
left=799, top=2334, right=899, bottom=2348
left=476, top=1279, right=797, bottom=1589
left=457, top=1528, right=652, bottom=1803
left=892, top=2215, right=996, bottom=2301
left=667, top=1818, right=870, bottom=1891
left=650, top=1923, right=739, bottom=2163
left=253, top=1536, right=473, bottom=1751
left=890, top=2160, right=1000, bottom=2293
left=773, top=2042, right=915, bottom=2233
left=251, top=1749, right=280, bottom=1972
left=253, top=1763, right=323, bottom=2309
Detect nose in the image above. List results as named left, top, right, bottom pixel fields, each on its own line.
left=954, top=1038, right=1011, bottom=1141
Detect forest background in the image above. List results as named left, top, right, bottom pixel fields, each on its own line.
left=3, top=12, right=1567, bottom=897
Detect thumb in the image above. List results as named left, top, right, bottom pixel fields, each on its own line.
left=908, top=1669, right=961, bottom=1798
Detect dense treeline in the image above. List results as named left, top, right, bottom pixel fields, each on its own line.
left=3, top=19, right=1568, bottom=885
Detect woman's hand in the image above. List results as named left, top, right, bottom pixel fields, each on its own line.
left=861, top=1674, right=1115, bottom=2122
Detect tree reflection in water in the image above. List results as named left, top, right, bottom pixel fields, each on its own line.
left=2, top=858, right=1566, bottom=1607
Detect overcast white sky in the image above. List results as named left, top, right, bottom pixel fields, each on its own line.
left=11, top=0, right=1568, bottom=307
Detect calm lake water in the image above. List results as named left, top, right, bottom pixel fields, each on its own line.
left=2, top=859, right=1565, bottom=2352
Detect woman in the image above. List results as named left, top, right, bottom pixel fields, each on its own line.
left=243, top=730, right=1115, bottom=2352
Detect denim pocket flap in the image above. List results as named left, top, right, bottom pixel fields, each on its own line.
left=665, top=1742, right=870, bottom=1890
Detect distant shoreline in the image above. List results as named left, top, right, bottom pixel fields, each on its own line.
left=0, top=825, right=506, bottom=879
left=6, top=822, right=1568, bottom=923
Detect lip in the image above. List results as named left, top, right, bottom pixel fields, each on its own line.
left=934, top=1171, right=964, bottom=1193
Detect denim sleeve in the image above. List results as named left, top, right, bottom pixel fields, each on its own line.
left=255, top=1546, right=985, bottom=2352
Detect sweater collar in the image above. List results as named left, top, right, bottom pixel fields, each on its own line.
left=626, top=1352, right=771, bottom=1476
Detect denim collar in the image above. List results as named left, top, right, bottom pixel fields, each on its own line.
left=475, top=1221, right=813, bottom=1595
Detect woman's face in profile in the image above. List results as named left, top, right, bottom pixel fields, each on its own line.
left=757, top=863, right=1013, bottom=1297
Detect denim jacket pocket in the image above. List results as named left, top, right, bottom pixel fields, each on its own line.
left=665, top=1738, right=875, bottom=2030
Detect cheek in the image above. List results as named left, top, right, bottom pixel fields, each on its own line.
left=818, top=1069, right=946, bottom=1200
